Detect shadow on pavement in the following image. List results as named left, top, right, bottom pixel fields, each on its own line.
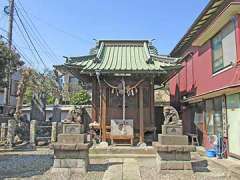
left=0, top=154, right=53, bottom=180
left=88, top=162, right=123, bottom=172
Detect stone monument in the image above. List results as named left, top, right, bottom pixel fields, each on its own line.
left=153, top=106, right=196, bottom=171
left=30, top=93, right=46, bottom=121
left=50, top=115, right=90, bottom=175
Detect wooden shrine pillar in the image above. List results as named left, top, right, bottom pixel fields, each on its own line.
left=91, top=78, right=97, bottom=123
left=101, top=87, right=107, bottom=142
left=139, top=86, right=144, bottom=143
left=150, top=79, right=155, bottom=126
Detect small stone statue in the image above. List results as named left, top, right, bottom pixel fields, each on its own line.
left=64, top=106, right=83, bottom=124
left=163, top=106, right=182, bottom=126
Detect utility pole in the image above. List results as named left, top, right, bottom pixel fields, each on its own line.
left=8, top=0, right=14, bottom=49
left=4, top=0, right=15, bottom=110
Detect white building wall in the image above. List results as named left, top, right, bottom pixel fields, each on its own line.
left=0, top=92, right=4, bottom=106
left=9, top=71, right=21, bottom=107
left=0, top=70, right=21, bottom=107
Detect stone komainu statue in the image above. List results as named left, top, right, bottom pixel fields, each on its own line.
left=163, top=106, right=182, bottom=126
left=64, top=106, right=83, bottom=124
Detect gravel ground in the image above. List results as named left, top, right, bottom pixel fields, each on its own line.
left=139, top=160, right=228, bottom=180
left=0, top=152, right=53, bottom=180
left=0, top=150, right=233, bottom=180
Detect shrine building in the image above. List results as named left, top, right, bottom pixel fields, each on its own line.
left=55, top=40, right=180, bottom=145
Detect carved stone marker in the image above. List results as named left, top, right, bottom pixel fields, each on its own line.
left=7, top=119, right=16, bottom=148
left=30, top=120, right=37, bottom=146
left=30, top=94, right=46, bottom=121
left=63, top=123, right=84, bottom=134
left=52, top=106, right=61, bottom=122
left=50, top=123, right=90, bottom=176
left=1, top=123, right=7, bottom=141
left=51, top=122, right=57, bottom=143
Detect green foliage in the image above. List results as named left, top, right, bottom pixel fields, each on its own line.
left=22, top=69, right=61, bottom=105
left=23, top=86, right=33, bottom=104
left=46, top=95, right=56, bottom=105
left=0, top=40, right=19, bottom=87
left=69, top=90, right=91, bottom=105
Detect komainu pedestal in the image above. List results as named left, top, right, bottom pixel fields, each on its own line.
left=50, top=123, right=90, bottom=175
left=153, top=106, right=196, bottom=171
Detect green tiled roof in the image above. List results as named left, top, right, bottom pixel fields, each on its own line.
left=61, top=40, right=180, bottom=74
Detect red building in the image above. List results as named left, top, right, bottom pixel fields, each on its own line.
left=169, top=0, right=240, bottom=158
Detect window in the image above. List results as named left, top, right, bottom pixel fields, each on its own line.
left=205, top=96, right=223, bottom=136
left=212, top=21, right=237, bottom=73
left=10, top=80, right=18, bottom=96
left=69, top=77, right=81, bottom=93
left=69, top=77, right=79, bottom=84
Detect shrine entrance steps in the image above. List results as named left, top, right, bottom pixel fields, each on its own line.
left=89, top=146, right=156, bottom=180
left=102, top=158, right=141, bottom=180
left=89, top=146, right=156, bottom=160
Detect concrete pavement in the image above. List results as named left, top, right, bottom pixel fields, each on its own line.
left=103, top=158, right=141, bottom=180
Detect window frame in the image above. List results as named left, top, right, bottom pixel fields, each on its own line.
left=10, top=80, right=19, bottom=97
left=211, top=21, right=236, bottom=74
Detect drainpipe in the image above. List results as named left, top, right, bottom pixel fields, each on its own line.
left=95, top=70, right=102, bottom=142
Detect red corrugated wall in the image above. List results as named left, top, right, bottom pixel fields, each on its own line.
left=170, top=15, right=240, bottom=105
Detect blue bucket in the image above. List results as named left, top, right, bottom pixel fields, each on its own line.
left=206, top=149, right=216, bottom=157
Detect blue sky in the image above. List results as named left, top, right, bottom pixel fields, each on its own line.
left=0, top=0, right=209, bottom=71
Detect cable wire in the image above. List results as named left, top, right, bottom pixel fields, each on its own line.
left=14, top=18, right=41, bottom=68
left=15, top=3, right=61, bottom=64
left=14, top=7, right=48, bottom=69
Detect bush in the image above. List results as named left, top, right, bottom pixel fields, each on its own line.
left=47, top=95, right=55, bottom=105
left=69, top=90, right=91, bottom=105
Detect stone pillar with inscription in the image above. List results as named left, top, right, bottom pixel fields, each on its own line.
left=7, top=119, right=16, bottom=148
left=51, top=122, right=57, bottom=143
left=1, top=123, right=7, bottom=141
left=30, top=120, right=37, bottom=146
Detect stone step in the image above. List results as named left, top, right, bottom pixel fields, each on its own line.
left=103, top=158, right=123, bottom=180
left=102, top=158, right=141, bottom=180
left=122, top=158, right=141, bottom=180
left=90, top=153, right=156, bottom=159
left=90, top=146, right=156, bottom=155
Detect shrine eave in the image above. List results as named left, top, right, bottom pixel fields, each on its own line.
left=54, top=40, right=182, bottom=76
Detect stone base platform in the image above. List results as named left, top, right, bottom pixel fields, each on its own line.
left=153, top=143, right=196, bottom=153
left=50, top=131, right=90, bottom=175
left=51, top=143, right=90, bottom=170
left=89, top=145, right=156, bottom=159
left=158, top=134, right=188, bottom=145
left=162, top=125, right=183, bottom=135
left=153, top=142, right=199, bottom=171
left=157, top=159, right=208, bottom=171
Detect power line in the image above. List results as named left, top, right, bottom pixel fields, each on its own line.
left=16, top=1, right=92, bottom=44
left=13, top=24, right=59, bottom=69
left=0, top=27, right=8, bottom=33
left=15, top=3, right=61, bottom=64
left=16, top=2, right=61, bottom=61
left=14, top=7, right=48, bottom=69
left=13, top=44, right=62, bottom=57
left=0, top=33, right=34, bottom=67
left=0, top=31, right=52, bottom=86
left=31, top=15, right=92, bottom=44
left=14, top=18, right=41, bottom=69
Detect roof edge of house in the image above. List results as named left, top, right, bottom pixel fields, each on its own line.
left=170, top=0, right=229, bottom=57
